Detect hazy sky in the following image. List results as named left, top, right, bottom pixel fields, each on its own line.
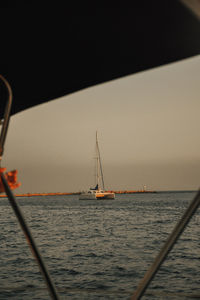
left=3, top=55, right=200, bottom=193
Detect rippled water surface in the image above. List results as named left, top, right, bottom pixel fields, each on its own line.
left=0, top=191, right=199, bottom=299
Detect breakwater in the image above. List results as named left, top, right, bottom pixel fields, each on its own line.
left=0, top=190, right=156, bottom=197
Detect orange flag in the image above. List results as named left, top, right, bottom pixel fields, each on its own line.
left=0, top=167, right=21, bottom=193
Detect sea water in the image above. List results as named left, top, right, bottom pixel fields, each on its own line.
left=0, top=191, right=199, bottom=299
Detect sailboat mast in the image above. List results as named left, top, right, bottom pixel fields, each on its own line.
left=95, top=136, right=99, bottom=188
left=96, top=131, right=105, bottom=190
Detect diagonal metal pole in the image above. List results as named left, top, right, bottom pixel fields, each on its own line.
left=131, top=189, right=200, bottom=300
left=1, top=173, right=60, bottom=300
left=0, top=74, right=12, bottom=159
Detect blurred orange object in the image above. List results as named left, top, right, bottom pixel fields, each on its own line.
left=0, top=168, right=21, bottom=193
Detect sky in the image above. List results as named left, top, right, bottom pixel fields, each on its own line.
left=3, top=55, right=200, bottom=193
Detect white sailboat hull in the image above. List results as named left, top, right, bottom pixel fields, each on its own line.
left=79, top=192, right=97, bottom=200
left=79, top=190, right=115, bottom=200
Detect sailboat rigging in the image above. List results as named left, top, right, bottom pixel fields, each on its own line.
left=79, top=132, right=115, bottom=200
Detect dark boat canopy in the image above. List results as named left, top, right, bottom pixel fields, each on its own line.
left=1, top=1, right=200, bottom=116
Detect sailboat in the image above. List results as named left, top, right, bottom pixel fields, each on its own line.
left=79, top=132, right=115, bottom=200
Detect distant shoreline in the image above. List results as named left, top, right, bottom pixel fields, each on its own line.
left=0, top=190, right=157, bottom=197
left=0, top=189, right=197, bottom=198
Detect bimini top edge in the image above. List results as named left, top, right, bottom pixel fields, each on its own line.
left=0, top=1, right=200, bottom=117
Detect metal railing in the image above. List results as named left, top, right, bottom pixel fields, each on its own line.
left=0, top=74, right=60, bottom=299
left=131, top=189, right=200, bottom=299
